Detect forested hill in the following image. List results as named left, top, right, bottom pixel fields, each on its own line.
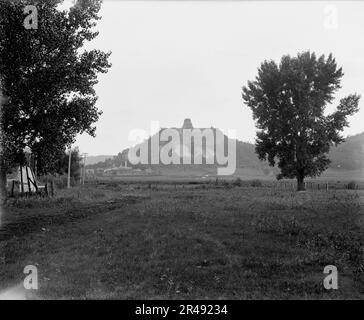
left=328, top=132, right=364, bottom=170
left=86, top=131, right=364, bottom=172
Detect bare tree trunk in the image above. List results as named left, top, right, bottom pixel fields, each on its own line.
left=0, top=90, right=7, bottom=204
left=0, top=157, right=7, bottom=204
left=297, top=174, right=305, bottom=191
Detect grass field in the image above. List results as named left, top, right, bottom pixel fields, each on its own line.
left=85, top=168, right=364, bottom=189
left=0, top=181, right=363, bottom=299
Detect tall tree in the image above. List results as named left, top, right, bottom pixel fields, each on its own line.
left=242, top=51, right=360, bottom=190
left=0, top=0, right=111, bottom=201
left=52, top=147, right=82, bottom=183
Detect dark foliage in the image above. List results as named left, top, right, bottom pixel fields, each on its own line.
left=242, top=51, right=360, bottom=190
left=0, top=0, right=111, bottom=175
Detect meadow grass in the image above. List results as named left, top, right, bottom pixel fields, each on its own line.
left=0, top=182, right=363, bottom=299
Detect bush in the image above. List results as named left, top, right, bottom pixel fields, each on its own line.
left=221, top=180, right=232, bottom=188
left=250, top=179, right=263, bottom=187
left=232, top=177, right=242, bottom=187
left=347, top=181, right=357, bottom=190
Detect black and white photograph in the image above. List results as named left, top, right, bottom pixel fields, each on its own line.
left=0, top=0, right=363, bottom=307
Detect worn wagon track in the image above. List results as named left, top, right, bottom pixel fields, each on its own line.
left=0, top=195, right=149, bottom=241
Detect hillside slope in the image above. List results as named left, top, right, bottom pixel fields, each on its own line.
left=86, top=121, right=364, bottom=175
left=328, top=132, right=364, bottom=170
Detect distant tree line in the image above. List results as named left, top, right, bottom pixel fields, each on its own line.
left=45, top=147, right=82, bottom=181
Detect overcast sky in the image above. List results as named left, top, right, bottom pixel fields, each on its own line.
left=72, top=1, right=364, bottom=155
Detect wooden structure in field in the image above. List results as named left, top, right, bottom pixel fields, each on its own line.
left=8, top=166, right=49, bottom=197
left=17, top=166, right=38, bottom=193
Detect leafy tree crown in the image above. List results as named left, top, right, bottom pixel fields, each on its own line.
left=0, top=0, right=111, bottom=172
left=242, top=51, right=360, bottom=180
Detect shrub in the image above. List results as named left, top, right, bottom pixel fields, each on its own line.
left=347, top=181, right=357, bottom=190
left=221, top=180, right=232, bottom=188
left=232, top=177, right=242, bottom=187
left=250, top=179, right=263, bottom=187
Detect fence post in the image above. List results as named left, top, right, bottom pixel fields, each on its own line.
left=50, top=180, right=54, bottom=197
left=326, top=182, right=329, bottom=191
